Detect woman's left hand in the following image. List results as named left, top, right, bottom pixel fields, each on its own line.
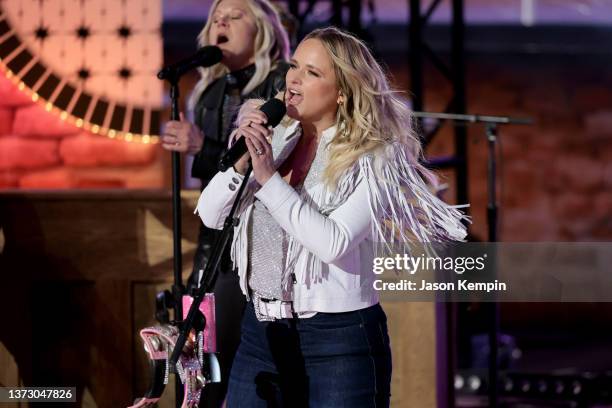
left=244, top=126, right=275, bottom=185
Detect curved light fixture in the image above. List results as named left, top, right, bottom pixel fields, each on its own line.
left=0, top=7, right=161, bottom=144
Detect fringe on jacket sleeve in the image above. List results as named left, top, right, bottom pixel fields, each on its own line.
left=360, top=143, right=470, bottom=255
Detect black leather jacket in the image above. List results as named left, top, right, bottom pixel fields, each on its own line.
left=191, top=62, right=289, bottom=186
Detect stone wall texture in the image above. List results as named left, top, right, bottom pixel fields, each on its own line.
left=0, top=75, right=164, bottom=189
left=390, top=55, right=612, bottom=242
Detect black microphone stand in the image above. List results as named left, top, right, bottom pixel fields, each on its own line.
left=160, top=72, right=240, bottom=408
left=413, top=111, right=532, bottom=407
left=159, top=79, right=243, bottom=406
left=169, top=164, right=253, bottom=375
left=164, top=74, right=186, bottom=407
left=156, top=49, right=222, bottom=407
left=485, top=123, right=500, bottom=407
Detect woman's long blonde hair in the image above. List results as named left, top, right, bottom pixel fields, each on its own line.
left=188, top=0, right=290, bottom=110
left=304, top=27, right=434, bottom=188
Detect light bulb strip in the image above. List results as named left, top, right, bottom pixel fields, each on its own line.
left=1, top=63, right=160, bottom=144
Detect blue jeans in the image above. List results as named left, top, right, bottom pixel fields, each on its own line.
left=226, top=302, right=392, bottom=407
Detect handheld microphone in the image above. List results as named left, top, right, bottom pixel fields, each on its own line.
left=218, top=98, right=286, bottom=171
left=157, top=46, right=223, bottom=81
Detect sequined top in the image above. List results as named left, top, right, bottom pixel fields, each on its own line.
left=247, top=199, right=290, bottom=300
left=301, top=131, right=329, bottom=190
left=247, top=126, right=330, bottom=302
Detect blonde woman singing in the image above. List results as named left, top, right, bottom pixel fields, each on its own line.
left=197, top=26, right=467, bottom=407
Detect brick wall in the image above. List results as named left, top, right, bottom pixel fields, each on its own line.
left=0, top=74, right=165, bottom=189
left=390, top=55, right=612, bottom=241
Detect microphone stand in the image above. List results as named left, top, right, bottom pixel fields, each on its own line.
left=155, top=51, right=221, bottom=407
left=165, top=76, right=186, bottom=407
left=169, top=164, right=253, bottom=375
left=161, top=74, right=245, bottom=408
left=485, top=123, right=500, bottom=407
left=412, top=110, right=532, bottom=125
left=413, top=111, right=532, bottom=407
left=156, top=68, right=252, bottom=404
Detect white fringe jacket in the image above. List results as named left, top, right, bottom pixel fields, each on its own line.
left=196, top=120, right=468, bottom=315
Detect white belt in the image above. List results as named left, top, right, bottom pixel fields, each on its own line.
left=252, top=293, right=295, bottom=320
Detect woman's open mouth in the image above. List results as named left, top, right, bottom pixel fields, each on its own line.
left=216, top=34, right=229, bottom=45
left=286, top=88, right=303, bottom=105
